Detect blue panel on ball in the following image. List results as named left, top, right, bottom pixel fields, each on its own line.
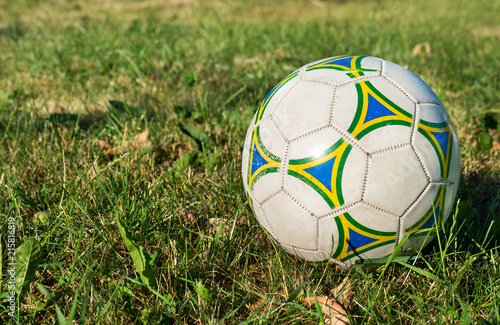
left=251, top=143, right=268, bottom=175
left=364, top=92, right=396, bottom=124
left=347, top=227, right=378, bottom=252
left=431, top=130, right=449, bottom=158
left=303, top=156, right=336, bottom=192
left=324, top=57, right=353, bottom=69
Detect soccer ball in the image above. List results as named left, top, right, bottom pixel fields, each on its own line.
left=242, top=55, right=460, bottom=268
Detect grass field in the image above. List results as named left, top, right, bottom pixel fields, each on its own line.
left=0, top=0, right=499, bottom=323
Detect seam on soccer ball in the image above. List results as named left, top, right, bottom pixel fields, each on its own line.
left=269, top=115, right=291, bottom=144
left=361, top=200, right=400, bottom=218
left=410, top=142, right=432, bottom=180
left=329, top=85, right=338, bottom=126
left=281, top=143, right=290, bottom=188
left=280, top=242, right=319, bottom=253
left=429, top=180, right=455, bottom=185
left=288, top=124, right=330, bottom=142
left=260, top=188, right=285, bottom=206
left=400, top=182, right=431, bottom=220
left=410, top=102, right=420, bottom=145
left=380, top=72, right=418, bottom=104
left=397, top=218, right=404, bottom=244
left=338, top=74, right=380, bottom=87
left=298, top=65, right=307, bottom=80
left=300, top=77, right=338, bottom=86
left=252, top=196, right=280, bottom=240
left=369, top=142, right=410, bottom=156
left=328, top=258, right=349, bottom=269
left=269, top=79, right=301, bottom=118
left=318, top=201, right=363, bottom=220
left=329, top=123, right=369, bottom=154
left=283, top=189, right=316, bottom=217
left=361, top=155, right=370, bottom=200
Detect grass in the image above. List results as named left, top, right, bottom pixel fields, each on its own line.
left=0, top=0, right=499, bottom=323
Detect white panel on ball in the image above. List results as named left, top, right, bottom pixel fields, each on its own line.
left=363, top=145, right=428, bottom=216
left=261, top=192, right=318, bottom=250
left=271, top=80, right=334, bottom=140
left=381, top=60, right=441, bottom=104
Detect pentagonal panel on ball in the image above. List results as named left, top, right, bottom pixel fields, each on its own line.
left=320, top=204, right=399, bottom=265
left=252, top=70, right=300, bottom=125
left=271, top=80, right=334, bottom=140
left=246, top=117, right=287, bottom=203
left=303, top=55, right=382, bottom=85
left=285, top=127, right=365, bottom=216
left=363, top=145, right=428, bottom=216
left=261, top=192, right=318, bottom=251
left=333, top=77, right=415, bottom=153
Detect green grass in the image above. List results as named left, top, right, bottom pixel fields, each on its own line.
left=0, top=0, right=499, bottom=323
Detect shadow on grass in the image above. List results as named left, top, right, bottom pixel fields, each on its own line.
left=455, top=169, right=500, bottom=251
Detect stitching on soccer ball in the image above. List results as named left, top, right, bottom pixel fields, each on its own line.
left=329, top=123, right=368, bottom=154
left=318, top=201, right=363, bottom=220
left=269, top=115, right=291, bottom=144
left=268, top=79, right=301, bottom=118
left=288, top=124, right=331, bottom=142
left=380, top=74, right=417, bottom=104
left=369, top=143, right=410, bottom=156
left=260, top=188, right=284, bottom=205
left=400, top=182, right=431, bottom=220
left=411, top=142, right=432, bottom=180
left=361, top=200, right=400, bottom=218
left=361, top=156, right=370, bottom=201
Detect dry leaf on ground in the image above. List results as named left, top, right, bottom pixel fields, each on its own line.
left=304, top=296, right=349, bottom=325
left=97, top=139, right=118, bottom=156
left=208, top=217, right=230, bottom=237
left=331, top=276, right=353, bottom=308
left=176, top=207, right=197, bottom=224
left=248, top=297, right=266, bottom=311
left=124, top=129, right=151, bottom=149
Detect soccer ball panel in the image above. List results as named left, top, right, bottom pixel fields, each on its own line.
left=287, top=127, right=343, bottom=160
left=271, top=80, right=334, bottom=140
left=286, top=127, right=365, bottom=213
left=253, top=70, right=300, bottom=125
left=303, top=55, right=382, bottom=84
left=283, top=174, right=334, bottom=218
left=251, top=199, right=276, bottom=239
left=364, top=145, right=428, bottom=216
left=414, top=103, right=459, bottom=182
left=339, top=145, right=366, bottom=206
left=245, top=117, right=287, bottom=201
left=381, top=60, right=441, bottom=104
left=333, top=77, right=415, bottom=152
left=281, top=245, right=326, bottom=262
left=261, top=192, right=318, bottom=250
left=328, top=205, right=398, bottom=264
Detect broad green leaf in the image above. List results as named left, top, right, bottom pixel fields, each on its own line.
left=286, top=282, right=306, bottom=303
left=396, top=260, right=437, bottom=281
left=179, top=124, right=213, bottom=151
left=15, top=238, right=42, bottom=290
left=116, top=217, right=157, bottom=291
left=195, top=281, right=212, bottom=303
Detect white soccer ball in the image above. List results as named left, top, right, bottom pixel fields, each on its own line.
left=242, top=55, right=461, bottom=268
